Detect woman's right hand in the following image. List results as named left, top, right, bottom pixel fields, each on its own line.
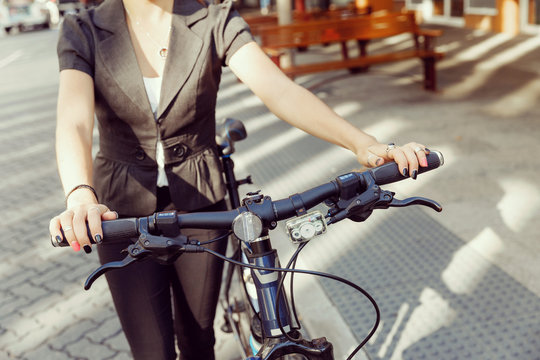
left=49, top=200, right=118, bottom=253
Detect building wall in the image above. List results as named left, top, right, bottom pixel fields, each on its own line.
left=464, top=0, right=520, bottom=34
left=367, top=0, right=522, bottom=34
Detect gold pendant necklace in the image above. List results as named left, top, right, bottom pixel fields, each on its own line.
left=125, top=7, right=172, bottom=59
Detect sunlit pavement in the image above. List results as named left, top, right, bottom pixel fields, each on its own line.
left=1, top=24, right=539, bottom=359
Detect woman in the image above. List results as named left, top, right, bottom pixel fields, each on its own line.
left=49, top=0, right=429, bottom=358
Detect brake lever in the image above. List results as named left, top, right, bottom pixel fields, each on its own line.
left=327, top=185, right=442, bottom=224
left=387, top=196, right=443, bottom=212
left=326, top=184, right=383, bottom=224
left=84, top=249, right=144, bottom=290
left=84, top=231, right=189, bottom=290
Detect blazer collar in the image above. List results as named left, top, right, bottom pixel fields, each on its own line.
left=93, top=0, right=208, bottom=119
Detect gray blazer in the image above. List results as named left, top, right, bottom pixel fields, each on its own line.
left=57, top=0, right=253, bottom=215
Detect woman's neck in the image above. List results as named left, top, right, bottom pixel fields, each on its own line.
left=123, top=0, right=174, bottom=21
left=123, top=0, right=174, bottom=78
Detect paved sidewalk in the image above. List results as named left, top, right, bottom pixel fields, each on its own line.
left=1, top=24, right=539, bottom=360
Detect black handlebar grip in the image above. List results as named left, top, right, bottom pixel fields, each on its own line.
left=51, top=218, right=139, bottom=247
left=369, top=150, right=444, bottom=186
left=101, top=218, right=139, bottom=242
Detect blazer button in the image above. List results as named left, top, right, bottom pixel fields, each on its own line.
left=135, top=147, right=146, bottom=161
left=173, top=145, right=186, bottom=158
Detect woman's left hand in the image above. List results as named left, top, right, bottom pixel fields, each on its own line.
left=360, top=142, right=430, bottom=179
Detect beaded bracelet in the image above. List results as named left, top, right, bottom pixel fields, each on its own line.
left=65, top=184, right=98, bottom=204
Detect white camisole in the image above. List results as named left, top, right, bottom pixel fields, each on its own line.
left=142, top=76, right=168, bottom=187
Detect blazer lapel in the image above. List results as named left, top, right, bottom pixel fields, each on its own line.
left=93, top=0, right=152, bottom=116
left=156, top=0, right=208, bottom=120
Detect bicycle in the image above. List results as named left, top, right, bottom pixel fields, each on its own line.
left=51, top=120, right=444, bottom=359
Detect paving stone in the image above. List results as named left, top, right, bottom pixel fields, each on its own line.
left=9, top=282, right=49, bottom=302
left=0, top=269, right=38, bottom=292
left=1, top=310, right=41, bottom=337
left=29, top=261, right=66, bottom=286
left=101, top=350, right=132, bottom=360
left=32, top=302, right=69, bottom=328
left=55, top=289, right=97, bottom=319
left=0, top=329, right=19, bottom=348
left=0, top=262, right=12, bottom=277
left=4, top=324, right=54, bottom=358
left=40, top=268, right=77, bottom=294
left=0, top=293, right=18, bottom=309
left=19, top=292, right=64, bottom=319
left=52, top=319, right=99, bottom=349
left=85, top=316, right=123, bottom=344
left=104, top=331, right=130, bottom=354
left=65, top=337, right=116, bottom=360
left=60, top=259, right=99, bottom=284
left=79, top=304, right=118, bottom=326
left=23, top=344, right=72, bottom=360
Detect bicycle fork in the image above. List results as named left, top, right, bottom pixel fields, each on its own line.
left=246, top=234, right=334, bottom=360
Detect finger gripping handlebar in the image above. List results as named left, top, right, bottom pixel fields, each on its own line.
left=369, top=150, right=444, bottom=186
left=52, top=218, right=139, bottom=247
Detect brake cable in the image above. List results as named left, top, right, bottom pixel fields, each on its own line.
left=275, top=241, right=308, bottom=342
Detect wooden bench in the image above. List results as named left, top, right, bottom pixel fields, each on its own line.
left=256, top=12, right=444, bottom=90
left=242, top=6, right=371, bottom=36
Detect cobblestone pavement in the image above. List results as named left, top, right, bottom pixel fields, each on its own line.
left=0, top=30, right=133, bottom=360
left=2, top=22, right=540, bottom=360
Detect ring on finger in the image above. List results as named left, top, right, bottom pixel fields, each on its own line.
left=414, top=146, right=424, bottom=153
left=63, top=226, right=73, bottom=232
left=386, top=143, right=396, bottom=154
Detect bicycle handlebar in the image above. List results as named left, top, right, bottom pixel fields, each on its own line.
left=52, top=151, right=444, bottom=248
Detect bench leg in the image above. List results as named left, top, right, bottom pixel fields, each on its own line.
left=350, top=39, right=370, bottom=74
left=422, top=57, right=437, bottom=91
left=340, top=41, right=349, bottom=59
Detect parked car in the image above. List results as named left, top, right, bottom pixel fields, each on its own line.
left=0, top=0, right=59, bottom=34
left=56, top=0, right=102, bottom=15
left=56, top=0, right=83, bottom=16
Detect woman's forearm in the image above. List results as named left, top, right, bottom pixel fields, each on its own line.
left=229, top=42, right=377, bottom=158
left=56, top=124, right=95, bottom=200
left=56, top=70, right=97, bottom=206
left=263, top=80, right=378, bottom=155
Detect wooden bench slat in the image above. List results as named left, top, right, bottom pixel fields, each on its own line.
left=280, top=50, right=444, bottom=77
left=258, top=13, right=428, bottom=49
left=243, top=6, right=372, bottom=36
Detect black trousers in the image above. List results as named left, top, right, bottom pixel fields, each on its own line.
left=97, top=188, right=228, bottom=360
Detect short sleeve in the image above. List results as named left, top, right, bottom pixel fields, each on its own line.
left=214, top=1, right=254, bottom=66
left=57, top=14, right=95, bottom=78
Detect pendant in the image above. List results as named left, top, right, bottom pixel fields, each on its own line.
left=159, top=48, right=168, bottom=58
